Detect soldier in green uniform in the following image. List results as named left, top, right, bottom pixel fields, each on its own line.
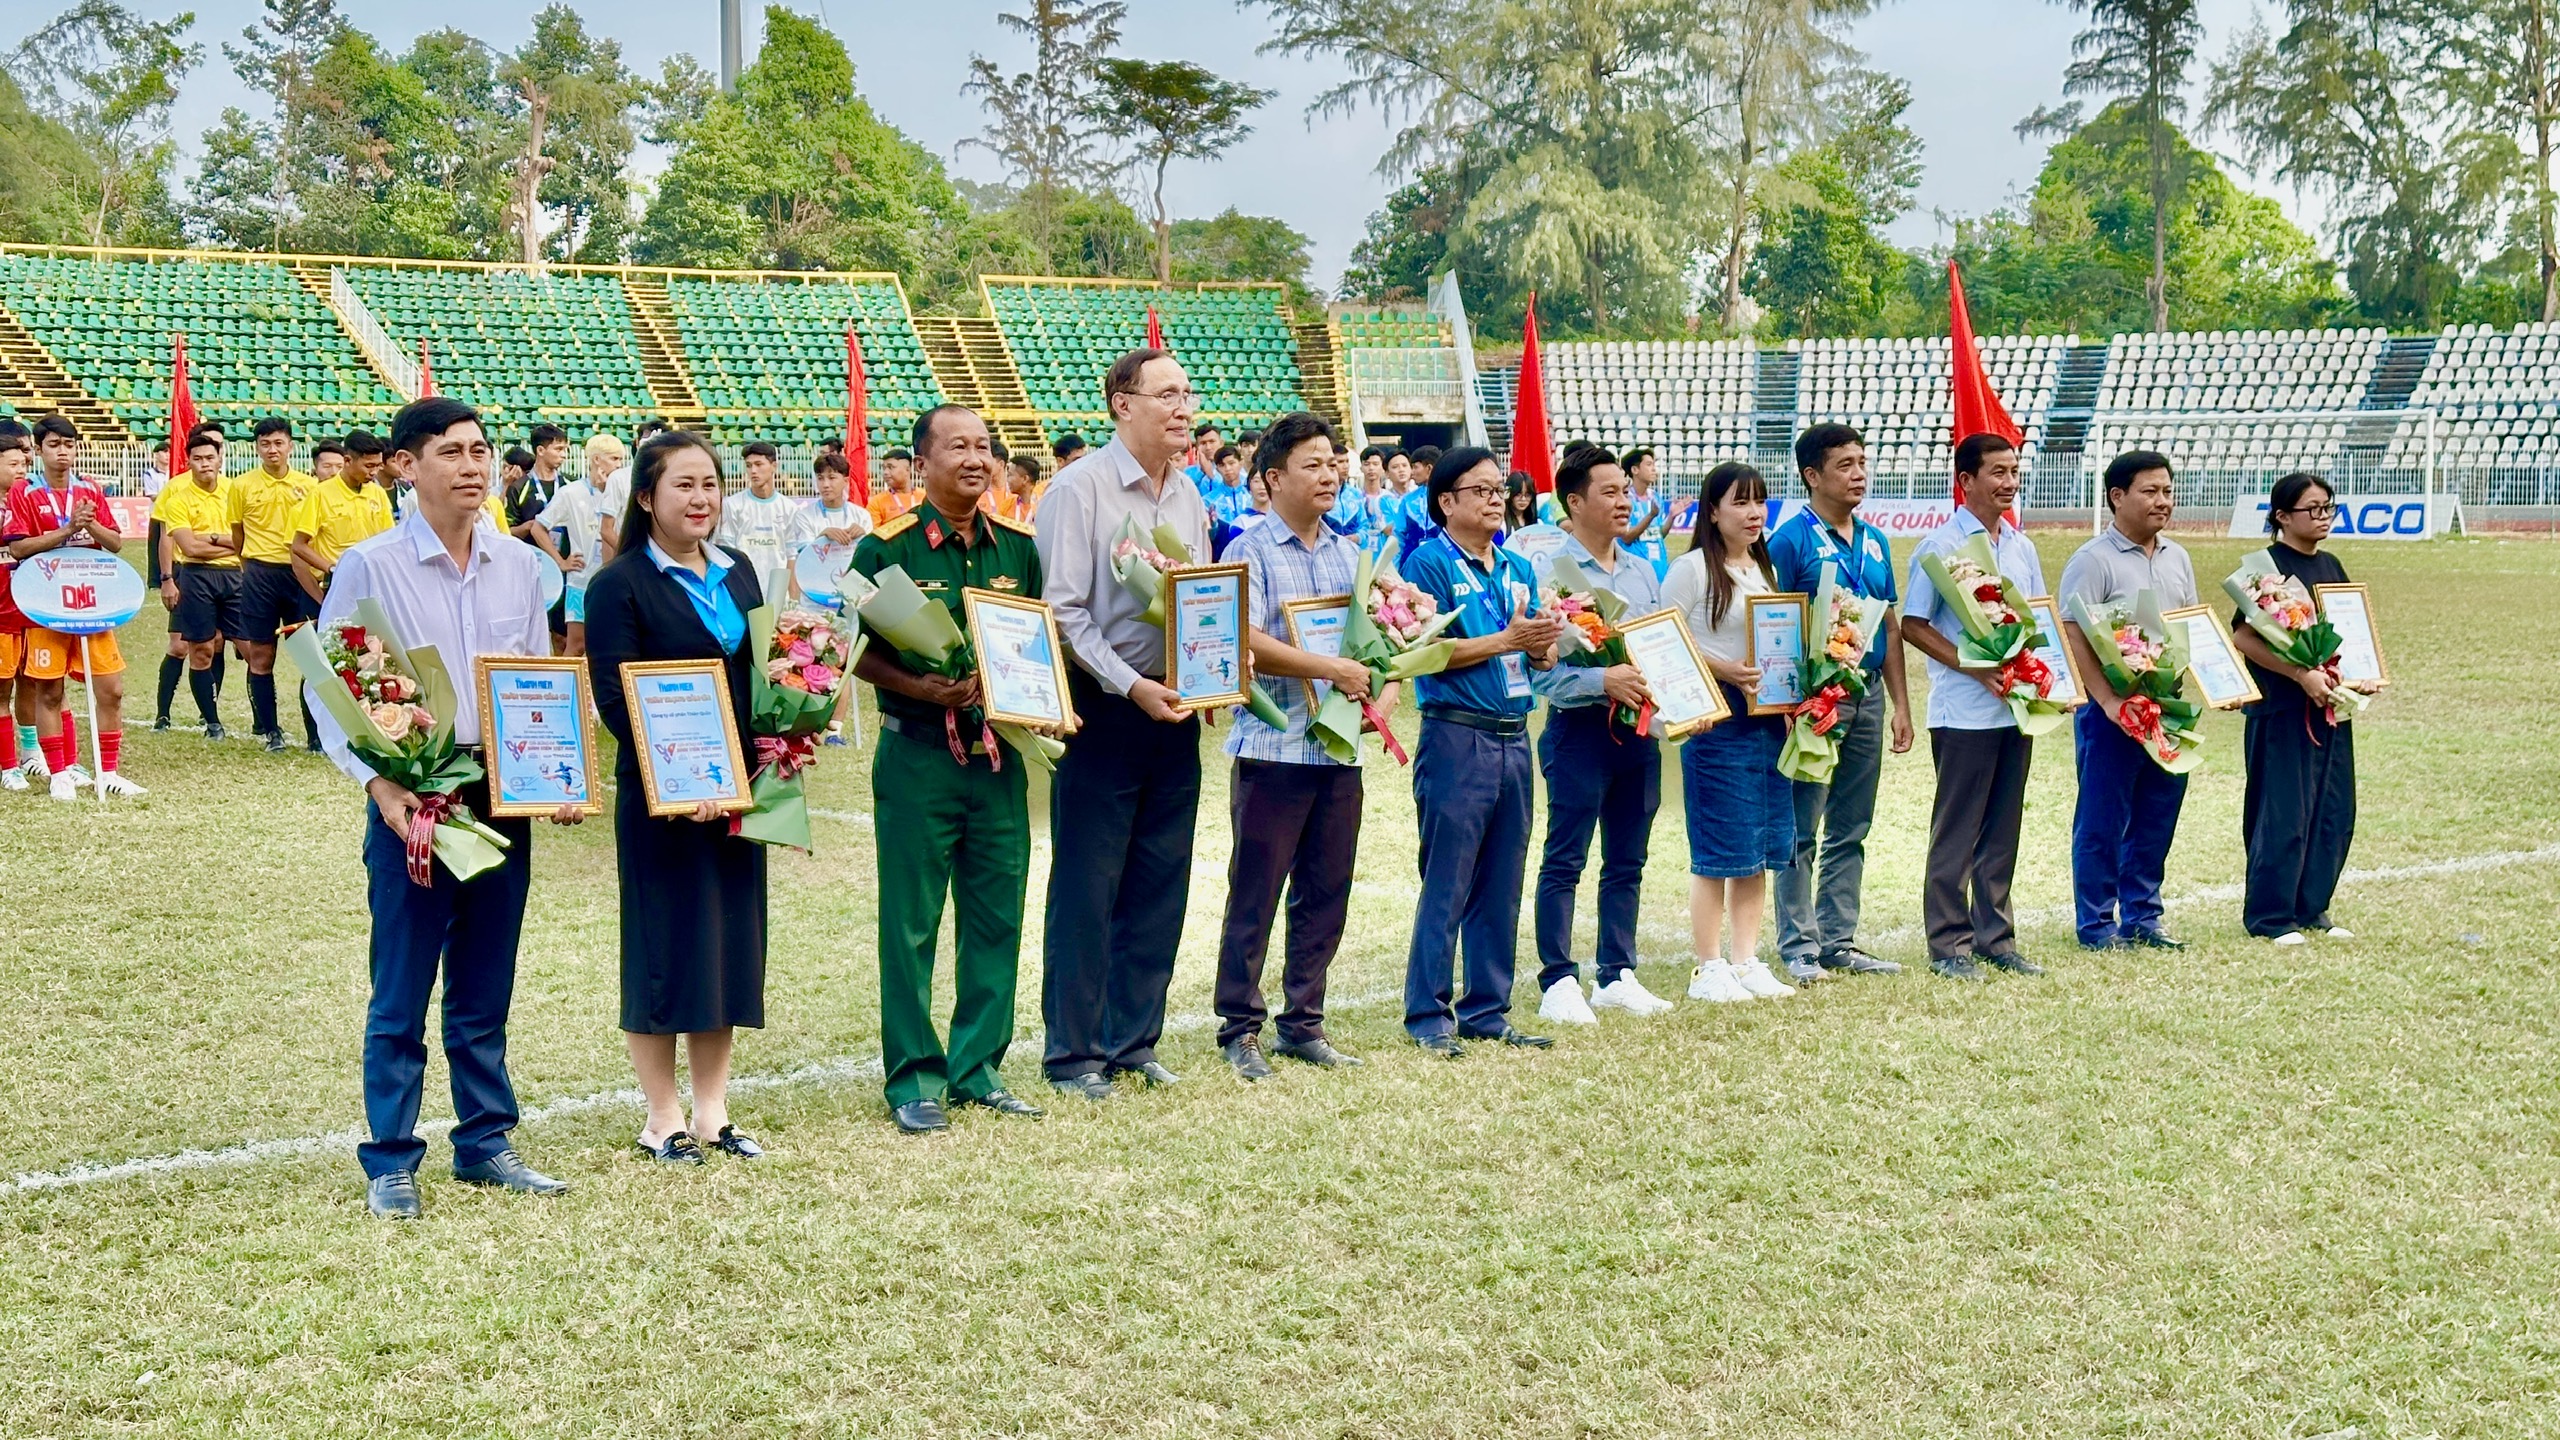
left=852, top=404, right=1051, bottom=1133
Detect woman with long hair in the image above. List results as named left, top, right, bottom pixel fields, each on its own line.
left=584, top=431, right=771, bottom=1165
left=2229, top=471, right=2373, bottom=945
left=1501, top=470, right=1539, bottom=533
left=1661, top=461, right=1797, bottom=1003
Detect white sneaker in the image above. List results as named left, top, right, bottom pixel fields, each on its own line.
left=1730, top=957, right=1797, bottom=998
left=48, top=771, right=78, bottom=802
left=1592, top=973, right=1673, bottom=1016
left=60, top=763, right=92, bottom=787
left=2269, top=930, right=2308, bottom=947
left=17, top=753, right=47, bottom=782
left=1538, top=976, right=1599, bottom=1025
left=2324, top=925, right=2355, bottom=941
left=1686, top=959, right=1756, bottom=1003
left=0, top=769, right=23, bottom=792
left=97, top=771, right=147, bottom=798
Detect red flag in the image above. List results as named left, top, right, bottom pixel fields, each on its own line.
left=165, top=333, right=198, bottom=478
left=1145, top=304, right=1164, bottom=350
left=417, top=339, right=437, bottom=399
left=1508, top=293, right=1554, bottom=494
left=1946, top=261, right=2021, bottom=500
left=844, top=324, right=872, bottom=508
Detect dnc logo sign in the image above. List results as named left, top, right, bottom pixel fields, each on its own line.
left=2227, top=492, right=2461, bottom=541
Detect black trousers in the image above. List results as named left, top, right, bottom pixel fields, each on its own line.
left=2241, top=707, right=2356, bottom=936
left=1042, top=669, right=1202, bottom=1079
left=1215, top=758, right=1362, bottom=1046
left=1924, top=726, right=2033, bottom=962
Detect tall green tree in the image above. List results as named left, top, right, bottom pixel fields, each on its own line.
left=0, top=70, right=99, bottom=244
left=1743, top=72, right=1922, bottom=336
left=962, top=0, right=1125, bottom=272
left=3, top=2, right=201, bottom=247
left=2031, top=0, right=2204, bottom=332
left=1169, top=208, right=1313, bottom=299
left=1086, top=58, right=1270, bottom=284
left=206, top=0, right=345, bottom=251
left=501, top=5, right=641, bottom=266
left=2419, top=0, right=2560, bottom=319
left=1703, top=0, right=1873, bottom=333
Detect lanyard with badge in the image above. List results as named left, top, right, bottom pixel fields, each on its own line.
left=1808, top=518, right=1881, bottom=598
left=1432, top=532, right=1533, bottom=700
left=28, top=479, right=91, bottom=540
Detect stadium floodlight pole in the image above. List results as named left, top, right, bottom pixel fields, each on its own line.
left=721, top=0, right=742, bottom=93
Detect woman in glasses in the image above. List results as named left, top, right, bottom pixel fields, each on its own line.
left=2229, top=471, right=2375, bottom=947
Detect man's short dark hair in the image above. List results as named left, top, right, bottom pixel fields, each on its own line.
left=1953, top=431, right=2017, bottom=481
left=1555, top=443, right=1619, bottom=506
left=32, top=414, right=79, bottom=444
left=817, top=434, right=846, bottom=455
left=991, top=437, right=1009, bottom=464
left=1052, top=432, right=1086, bottom=462
left=186, top=424, right=225, bottom=452
left=1619, top=446, right=1654, bottom=473
left=1360, top=444, right=1387, bottom=464
left=313, top=440, right=346, bottom=461
left=1425, top=445, right=1499, bottom=526
left=528, top=423, right=568, bottom=449
left=1381, top=446, right=1407, bottom=463
left=1795, top=422, right=1864, bottom=478
left=1213, top=444, right=1240, bottom=465
left=1252, top=411, right=1338, bottom=482
left=885, top=447, right=913, bottom=463
left=502, top=447, right=536, bottom=471
left=741, top=440, right=779, bottom=462
left=0, top=418, right=30, bottom=450
left=910, top=405, right=979, bottom=457
left=1193, top=421, right=1219, bottom=440
left=2102, top=449, right=2173, bottom=507
left=813, top=451, right=851, bottom=478
left=1409, top=444, right=1444, bottom=472
left=252, top=416, right=292, bottom=440
left=1104, top=347, right=1173, bottom=409
left=343, top=429, right=385, bottom=458
left=390, top=397, right=486, bottom=456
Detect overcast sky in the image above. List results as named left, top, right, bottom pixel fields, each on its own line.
left=137, top=0, right=2310, bottom=289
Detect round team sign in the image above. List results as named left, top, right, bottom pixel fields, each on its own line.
left=9, top=550, right=144, bottom=635
left=793, top=539, right=858, bottom=611
left=527, top=542, right=566, bottom=608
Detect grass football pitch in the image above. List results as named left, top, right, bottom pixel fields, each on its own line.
left=4, top=533, right=2556, bottom=1437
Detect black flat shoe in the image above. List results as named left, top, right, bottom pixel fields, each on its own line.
left=892, top=1099, right=951, bottom=1133
left=958, top=1090, right=1044, bottom=1118
left=1458, top=1025, right=1554, bottom=1049
left=1981, top=951, right=2046, bottom=976
left=636, top=1131, right=706, bottom=1165
left=708, top=1126, right=764, bottom=1158
left=366, top=1171, right=421, bottom=1220
left=1410, top=1033, right=1466, bottom=1058
left=1930, top=955, right=1987, bottom=982
left=1111, top=1060, right=1181, bottom=1087
left=2123, top=928, right=2186, bottom=951
left=1048, top=1072, right=1114, bottom=1102
left=453, top=1148, right=570, bottom=1195
left=1271, top=1036, right=1364, bottom=1068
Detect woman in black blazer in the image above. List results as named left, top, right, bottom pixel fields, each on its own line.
left=585, top=431, right=769, bottom=1165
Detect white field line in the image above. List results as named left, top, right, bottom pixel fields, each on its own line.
left=10, top=841, right=2555, bottom=1199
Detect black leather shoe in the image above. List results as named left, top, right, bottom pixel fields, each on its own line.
left=1112, top=1060, right=1181, bottom=1087
left=708, top=1125, right=764, bottom=1158
left=1411, top=1032, right=1466, bottom=1058
left=453, top=1148, right=570, bottom=1195
left=1981, top=950, right=2046, bottom=976
left=1930, top=955, right=1987, bottom=981
left=1221, top=1035, right=1275, bottom=1081
left=2078, top=935, right=2129, bottom=952
left=1048, top=1072, right=1114, bottom=1102
left=637, top=1131, right=706, bottom=1165
left=366, top=1171, right=421, bottom=1220
left=958, top=1090, right=1044, bottom=1118
left=1820, top=947, right=1902, bottom=975
left=1782, top=957, right=1828, bottom=985
left=1271, top=1036, right=1364, bottom=1068
left=2123, top=928, right=2186, bottom=951
left=1459, top=1025, right=1554, bottom=1049
left=262, top=730, right=288, bottom=753
left=892, top=1099, right=950, bottom=1133
left=152, top=715, right=170, bottom=733
left=203, top=722, right=226, bottom=742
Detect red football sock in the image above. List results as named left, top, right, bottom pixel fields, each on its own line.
left=99, top=729, right=120, bottom=774
left=0, top=723, right=14, bottom=769
left=60, top=715, right=75, bottom=759
left=40, top=730, right=72, bottom=772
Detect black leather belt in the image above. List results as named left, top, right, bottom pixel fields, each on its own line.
left=1422, top=704, right=1528, bottom=738
left=880, top=710, right=986, bottom=755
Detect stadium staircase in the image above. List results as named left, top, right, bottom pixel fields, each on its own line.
left=914, top=314, right=1043, bottom=457
left=288, top=260, right=412, bottom=399
left=1291, top=314, right=1349, bottom=430
left=1751, top=349, right=1799, bottom=468
left=2345, top=334, right=2436, bottom=462
left=618, top=274, right=708, bottom=427
left=0, top=298, right=124, bottom=439
left=1476, top=368, right=1515, bottom=457
left=2036, top=343, right=2110, bottom=460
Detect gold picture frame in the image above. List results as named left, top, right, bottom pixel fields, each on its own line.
left=962, top=587, right=1079, bottom=731
left=2314, top=582, right=2389, bottom=688
left=472, top=654, right=604, bottom=818
left=2023, top=597, right=2089, bottom=710
left=618, top=658, right=752, bottom=817
left=1280, top=592, right=1354, bottom=714
left=2162, top=604, right=2264, bottom=710
left=1614, top=606, right=1731, bottom=741
left=1745, top=591, right=1810, bottom=717
left=1162, top=561, right=1253, bottom=712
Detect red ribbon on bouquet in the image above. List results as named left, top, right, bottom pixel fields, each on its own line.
left=1794, top=682, right=1850, bottom=736
left=1360, top=699, right=1410, bottom=765
left=2310, top=656, right=2344, bottom=734
left=937, top=707, right=1002, bottom=772
left=2116, top=694, right=2178, bottom=763
left=1997, top=650, right=2053, bottom=699
left=406, top=793, right=455, bottom=887
left=755, top=733, right=820, bottom=780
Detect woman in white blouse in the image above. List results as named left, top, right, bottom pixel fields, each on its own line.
left=1661, top=462, right=1798, bottom=1003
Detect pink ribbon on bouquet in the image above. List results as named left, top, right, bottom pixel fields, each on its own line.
left=405, top=793, right=454, bottom=887
left=1360, top=698, right=1409, bottom=765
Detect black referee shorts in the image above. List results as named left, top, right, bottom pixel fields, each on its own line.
left=239, top=559, right=314, bottom=642
left=173, top=564, right=245, bottom=644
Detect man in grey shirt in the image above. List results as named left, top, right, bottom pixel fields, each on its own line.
left=2058, top=449, right=2201, bottom=953
left=1031, top=347, right=1215, bottom=1100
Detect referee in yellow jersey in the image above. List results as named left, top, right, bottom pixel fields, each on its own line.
left=227, top=416, right=317, bottom=752
left=288, top=431, right=396, bottom=751
left=155, top=428, right=242, bottom=740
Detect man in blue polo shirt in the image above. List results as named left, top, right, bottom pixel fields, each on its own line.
left=1766, top=424, right=1916, bottom=983
left=1400, top=447, right=1563, bottom=1055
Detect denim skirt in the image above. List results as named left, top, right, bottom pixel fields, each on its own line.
left=1680, top=695, right=1795, bottom=879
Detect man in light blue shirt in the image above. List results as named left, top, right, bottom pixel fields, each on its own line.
left=1526, top=445, right=1671, bottom=1026
left=1900, top=432, right=2049, bottom=982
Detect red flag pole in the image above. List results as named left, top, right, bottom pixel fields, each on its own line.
left=845, top=325, right=872, bottom=508
left=1508, top=293, right=1554, bottom=494
left=1945, top=261, right=2022, bottom=503
left=165, top=333, right=198, bottom=478
left=417, top=339, right=437, bottom=399
left=1145, top=304, right=1165, bottom=351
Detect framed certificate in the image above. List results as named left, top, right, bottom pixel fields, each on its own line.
left=2315, top=583, right=2388, bottom=687
left=619, top=659, right=752, bottom=817
left=963, top=587, right=1076, bottom=730
left=1281, top=593, right=1353, bottom=712
left=474, top=655, right=602, bottom=817
left=2163, top=605, right=2263, bottom=710
left=1164, top=562, right=1251, bottom=711
left=1746, top=592, right=1809, bottom=716
left=1617, top=608, right=1729, bottom=740
left=2023, top=597, right=2088, bottom=709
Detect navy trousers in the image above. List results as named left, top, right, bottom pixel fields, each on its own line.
left=2071, top=703, right=2189, bottom=944
left=1533, top=704, right=1660, bottom=992
left=1405, top=717, right=1534, bottom=1039
left=359, top=803, right=534, bottom=1180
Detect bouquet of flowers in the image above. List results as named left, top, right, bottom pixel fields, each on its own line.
left=2067, top=590, right=2205, bottom=773
left=1111, top=518, right=1192, bottom=627
left=1917, top=534, right=2069, bottom=737
left=284, top=598, right=510, bottom=884
left=734, top=605, right=863, bottom=852
left=1310, top=549, right=1458, bottom=764
left=1776, top=572, right=1889, bottom=784
left=1543, top=554, right=1648, bottom=735
left=2223, top=554, right=2363, bottom=724
left=854, top=565, right=1069, bottom=772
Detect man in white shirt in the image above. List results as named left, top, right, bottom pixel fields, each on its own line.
left=536, top=447, right=621, bottom=656
left=719, top=440, right=813, bottom=603
left=804, top=450, right=870, bottom=544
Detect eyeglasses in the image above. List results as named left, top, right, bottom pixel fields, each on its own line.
left=2281, top=503, right=2340, bottom=520
left=1120, top=387, right=1199, bottom=410
left=1449, top=484, right=1505, bottom=502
